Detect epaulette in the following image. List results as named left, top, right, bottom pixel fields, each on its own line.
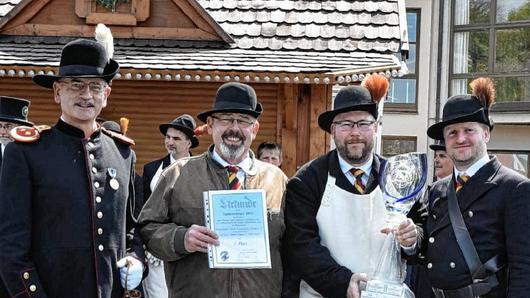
left=101, top=127, right=135, bottom=146
left=10, top=125, right=51, bottom=143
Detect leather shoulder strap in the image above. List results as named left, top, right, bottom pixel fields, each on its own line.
left=447, top=184, right=482, bottom=276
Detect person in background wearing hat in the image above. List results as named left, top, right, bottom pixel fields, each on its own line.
left=0, top=96, right=32, bottom=298
left=138, top=82, right=288, bottom=298
left=418, top=77, right=530, bottom=297
left=283, top=75, right=419, bottom=298
left=140, top=114, right=199, bottom=298
left=430, top=140, right=454, bottom=180
left=257, top=141, right=283, bottom=168
left=0, top=24, right=145, bottom=298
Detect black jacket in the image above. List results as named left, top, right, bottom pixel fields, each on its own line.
left=142, top=154, right=171, bottom=200
left=419, top=157, right=530, bottom=297
left=0, top=120, right=145, bottom=298
left=283, top=150, right=385, bottom=298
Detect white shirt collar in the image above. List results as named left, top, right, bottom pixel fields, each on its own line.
left=337, top=152, right=373, bottom=177
left=169, top=154, right=177, bottom=165
left=212, top=146, right=252, bottom=173
left=454, top=154, right=490, bottom=178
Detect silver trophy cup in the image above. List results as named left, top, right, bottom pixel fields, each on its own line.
left=361, top=152, right=427, bottom=298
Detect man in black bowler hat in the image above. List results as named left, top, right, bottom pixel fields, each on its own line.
left=141, top=114, right=199, bottom=298
left=429, top=140, right=454, bottom=181
left=283, top=75, right=419, bottom=298
left=0, top=96, right=32, bottom=171
left=0, top=24, right=145, bottom=298
left=418, top=77, right=530, bottom=297
left=138, top=82, right=288, bottom=298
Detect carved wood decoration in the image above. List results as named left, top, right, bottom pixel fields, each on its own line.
left=0, top=0, right=232, bottom=43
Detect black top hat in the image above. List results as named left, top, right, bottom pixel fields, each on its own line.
left=429, top=139, right=446, bottom=151
left=0, top=96, right=33, bottom=126
left=101, top=121, right=122, bottom=134
left=318, top=86, right=377, bottom=133
left=159, top=114, right=199, bottom=148
left=33, top=39, right=119, bottom=89
left=197, top=82, right=262, bottom=123
left=427, top=95, right=494, bottom=140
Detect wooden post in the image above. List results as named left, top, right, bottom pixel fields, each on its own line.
left=280, top=84, right=298, bottom=177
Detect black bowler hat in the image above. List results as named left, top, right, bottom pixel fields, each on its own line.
left=197, top=82, right=262, bottom=122
left=159, top=114, right=199, bottom=148
left=429, top=140, right=446, bottom=151
left=0, top=96, right=33, bottom=126
left=427, top=77, right=495, bottom=140
left=101, top=121, right=122, bottom=134
left=33, top=39, right=119, bottom=89
left=318, top=74, right=388, bottom=133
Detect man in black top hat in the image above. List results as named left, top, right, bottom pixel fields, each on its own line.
left=418, top=77, right=530, bottom=297
left=430, top=140, right=454, bottom=180
left=0, top=96, right=32, bottom=171
left=140, top=114, right=198, bottom=298
left=283, top=75, right=419, bottom=298
left=138, top=82, right=288, bottom=298
left=0, top=25, right=145, bottom=298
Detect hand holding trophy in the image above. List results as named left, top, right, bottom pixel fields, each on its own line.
left=361, top=152, right=427, bottom=298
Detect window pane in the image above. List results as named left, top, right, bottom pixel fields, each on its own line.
left=382, top=137, right=417, bottom=157
left=494, top=76, right=530, bottom=102
left=496, top=0, right=530, bottom=22
left=451, top=79, right=469, bottom=96
left=495, top=28, right=530, bottom=72
left=407, top=12, right=418, bottom=42
left=388, top=79, right=417, bottom=104
left=493, top=152, right=528, bottom=177
left=453, top=31, right=489, bottom=74
left=454, top=0, right=491, bottom=25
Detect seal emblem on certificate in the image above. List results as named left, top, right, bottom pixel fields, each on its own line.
left=203, top=189, right=271, bottom=269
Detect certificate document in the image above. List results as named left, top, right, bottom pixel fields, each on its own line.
left=203, top=189, right=271, bottom=269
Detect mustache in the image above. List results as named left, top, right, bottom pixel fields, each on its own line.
left=222, top=130, right=246, bottom=142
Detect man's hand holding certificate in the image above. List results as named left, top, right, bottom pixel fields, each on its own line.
left=203, top=189, right=272, bottom=269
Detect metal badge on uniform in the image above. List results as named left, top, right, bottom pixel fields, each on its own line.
left=107, top=168, right=119, bottom=190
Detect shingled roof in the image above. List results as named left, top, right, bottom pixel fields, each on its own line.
left=0, top=0, right=407, bottom=84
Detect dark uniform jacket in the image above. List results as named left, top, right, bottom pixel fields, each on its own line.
left=419, top=157, right=530, bottom=297
left=142, top=154, right=171, bottom=200
left=283, top=150, right=386, bottom=298
left=138, top=147, right=288, bottom=298
left=0, top=119, right=145, bottom=298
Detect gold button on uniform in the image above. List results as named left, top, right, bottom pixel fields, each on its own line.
left=450, top=262, right=456, bottom=268
left=29, top=284, right=37, bottom=292
left=23, top=272, right=30, bottom=279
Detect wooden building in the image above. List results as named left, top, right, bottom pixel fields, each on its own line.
left=0, top=0, right=408, bottom=176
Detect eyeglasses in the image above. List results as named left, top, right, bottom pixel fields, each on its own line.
left=58, top=80, right=107, bottom=94
left=332, top=120, right=376, bottom=132
left=211, top=116, right=255, bottom=128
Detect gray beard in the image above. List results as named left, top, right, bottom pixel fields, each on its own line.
left=218, top=141, right=246, bottom=162
left=0, top=137, right=12, bottom=146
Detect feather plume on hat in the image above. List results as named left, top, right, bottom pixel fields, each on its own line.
left=470, top=77, right=495, bottom=110
left=95, top=23, right=114, bottom=61
left=361, top=74, right=389, bottom=104
left=194, top=124, right=209, bottom=136
left=120, top=117, right=129, bottom=135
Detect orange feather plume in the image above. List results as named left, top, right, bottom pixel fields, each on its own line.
left=119, top=117, right=129, bottom=135
left=470, top=77, right=495, bottom=110
left=194, top=124, right=209, bottom=137
left=361, top=74, right=389, bottom=104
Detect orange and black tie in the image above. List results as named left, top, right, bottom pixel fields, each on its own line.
left=350, top=168, right=366, bottom=194
left=227, top=165, right=242, bottom=190
left=455, top=174, right=470, bottom=193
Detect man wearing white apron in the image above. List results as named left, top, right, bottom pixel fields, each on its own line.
left=283, top=75, right=419, bottom=298
left=141, top=114, right=199, bottom=298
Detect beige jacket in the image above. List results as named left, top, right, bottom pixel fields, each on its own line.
left=138, top=147, right=288, bottom=298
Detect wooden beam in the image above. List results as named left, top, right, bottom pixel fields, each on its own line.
left=281, top=128, right=297, bottom=177
left=296, top=85, right=311, bottom=169
left=133, top=0, right=150, bottom=22
left=283, top=84, right=297, bottom=130
left=75, top=0, right=91, bottom=17
left=1, top=0, right=52, bottom=32
left=86, top=13, right=137, bottom=26
left=308, top=84, right=329, bottom=160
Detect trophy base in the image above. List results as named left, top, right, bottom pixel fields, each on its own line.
left=361, top=280, right=406, bottom=298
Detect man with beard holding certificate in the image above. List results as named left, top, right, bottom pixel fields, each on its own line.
left=283, top=74, right=419, bottom=298
left=138, top=82, right=288, bottom=298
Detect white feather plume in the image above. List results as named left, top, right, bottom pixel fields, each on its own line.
left=95, top=23, right=114, bottom=61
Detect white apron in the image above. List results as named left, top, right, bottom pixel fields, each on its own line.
left=299, top=174, right=388, bottom=298
left=143, top=162, right=169, bottom=298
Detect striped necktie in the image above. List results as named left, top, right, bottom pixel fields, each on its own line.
left=350, top=168, right=366, bottom=194
left=455, top=174, right=470, bottom=193
left=227, top=165, right=242, bottom=190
